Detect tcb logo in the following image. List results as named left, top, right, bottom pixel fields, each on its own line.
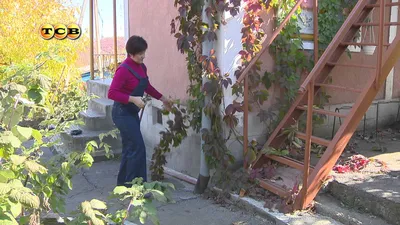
left=39, top=23, right=81, bottom=40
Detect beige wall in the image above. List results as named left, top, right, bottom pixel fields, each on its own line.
left=128, top=0, right=189, bottom=100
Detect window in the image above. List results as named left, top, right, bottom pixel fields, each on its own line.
left=152, top=106, right=163, bottom=125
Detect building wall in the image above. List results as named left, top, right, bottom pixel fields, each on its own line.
left=128, top=0, right=189, bottom=101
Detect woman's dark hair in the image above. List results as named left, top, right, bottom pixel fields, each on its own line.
left=126, top=35, right=148, bottom=56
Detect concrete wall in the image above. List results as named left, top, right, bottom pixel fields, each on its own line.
left=314, top=100, right=400, bottom=139
left=140, top=99, right=201, bottom=178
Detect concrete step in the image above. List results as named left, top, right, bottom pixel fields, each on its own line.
left=315, top=194, right=393, bottom=225
left=88, top=98, right=114, bottom=116
left=87, top=78, right=112, bottom=98
left=79, top=109, right=114, bottom=130
left=326, top=173, right=400, bottom=225
left=57, top=125, right=122, bottom=154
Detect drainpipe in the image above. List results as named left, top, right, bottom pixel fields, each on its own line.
left=194, top=0, right=211, bottom=194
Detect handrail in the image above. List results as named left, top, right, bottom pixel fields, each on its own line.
left=236, top=0, right=305, bottom=84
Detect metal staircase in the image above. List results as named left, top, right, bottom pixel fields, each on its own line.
left=249, top=0, right=400, bottom=210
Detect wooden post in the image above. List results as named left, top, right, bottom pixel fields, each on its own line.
left=89, top=0, right=94, bottom=80
left=113, top=0, right=118, bottom=72
left=94, top=0, right=103, bottom=79
left=301, top=81, right=313, bottom=209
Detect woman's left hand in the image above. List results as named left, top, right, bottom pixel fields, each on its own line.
left=161, top=96, right=173, bottom=112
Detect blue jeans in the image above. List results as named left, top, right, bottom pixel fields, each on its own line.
left=112, top=103, right=147, bottom=186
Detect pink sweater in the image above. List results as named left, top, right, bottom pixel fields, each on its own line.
left=108, top=57, right=162, bottom=104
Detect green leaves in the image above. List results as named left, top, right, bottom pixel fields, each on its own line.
left=24, top=160, right=48, bottom=174
left=6, top=181, right=40, bottom=209
left=0, top=183, right=12, bottom=195
left=142, top=202, right=159, bottom=225
left=78, top=201, right=106, bottom=225
left=261, top=147, right=289, bottom=157
left=27, top=84, right=47, bottom=104
left=150, top=103, right=189, bottom=181
left=0, top=126, right=39, bottom=151
left=0, top=132, right=21, bottom=149
left=80, top=153, right=94, bottom=168
left=9, top=201, right=22, bottom=218
left=70, top=179, right=173, bottom=225
left=31, top=129, right=43, bottom=144
left=11, top=126, right=32, bottom=142
left=113, top=186, right=129, bottom=195
left=90, top=199, right=107, bottom=210
left=10, top=155, right=26, bottom=165
left=1, top=105, right=24, bottom=131
left=0, top=170, right=15, bottom=183
left=0, top=212, right=18, bottom=225
left=7, top=83, right=27, bottom=94
left=149, top=189, right=167, bottom=203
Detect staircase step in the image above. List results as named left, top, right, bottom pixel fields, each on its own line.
left=366, top=2, right=400, bottom=8
left=326, top=62, right=376, bottom=69
left=80, top=109, right=106, bottom=119
left=296, top=132, right=331, bottom=147
left=88, top=98, right=114, bottom=115
left=297, top=106, right=347, bottom=118
left=315, top=194, right=393, bottom=225
left=327, top=173, right=400, bottom=225
left=87, top=78, right=113, bottom=98
left=59, top=125, right=121, bottom=153
left=79, top=110, right=114, bottom=130
left=315, top=83, right=363, bottom=93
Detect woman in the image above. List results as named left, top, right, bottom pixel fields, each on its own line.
left=108, top=35, right=172, bottom=187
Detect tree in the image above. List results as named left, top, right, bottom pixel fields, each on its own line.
left=0, top=0, right=88, bottom=82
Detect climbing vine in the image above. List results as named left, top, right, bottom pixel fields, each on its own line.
left=151, top=0, right=307, bottom=183
left=150, top=0, right=360, bottom=195
left=150, top=103, right=190, bottom=181
left=318, top=0, right=358, bottom=50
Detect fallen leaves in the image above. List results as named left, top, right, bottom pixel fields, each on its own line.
left=333, top=154, right=370, bottom=173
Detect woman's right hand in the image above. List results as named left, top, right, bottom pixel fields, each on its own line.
left=129, top=96, right=145, bottom=108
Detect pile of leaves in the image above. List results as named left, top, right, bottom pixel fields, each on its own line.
left=333, top=154, right=370, bottom=173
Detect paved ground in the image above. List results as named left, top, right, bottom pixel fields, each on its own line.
left=64, top=158, right=273, bottom=225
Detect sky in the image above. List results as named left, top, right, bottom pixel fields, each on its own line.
left=69, top=0, right=125, bottom=38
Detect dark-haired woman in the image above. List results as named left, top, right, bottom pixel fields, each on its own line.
left=108, top=35, right=172, bottom=187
